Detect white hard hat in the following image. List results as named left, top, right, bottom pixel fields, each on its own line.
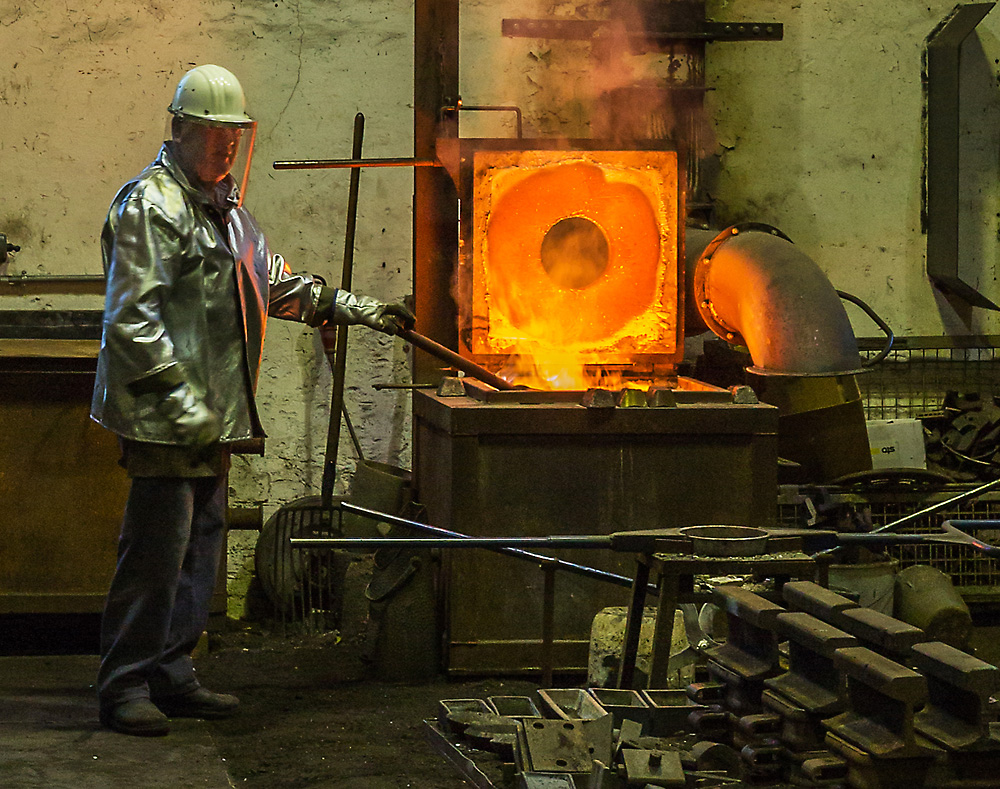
left=168, top=64, right=254, bottom=126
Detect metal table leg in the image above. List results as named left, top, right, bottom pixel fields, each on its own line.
left=617, top=556, right=652, bottom=689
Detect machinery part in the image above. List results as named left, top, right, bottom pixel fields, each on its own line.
left=762, top=611, right=859, bottom=752
left=894, top=564, right=972, bottom=649
left=781, top=580, right=859, bottom=625
left=438, top=698, right=491, bottom=731
left=799, top=755, right=848, bottom=784
left=582, top=388, right=617, bottom=409
left=500, top=18, right=783, bottom=43
left=704, top=586, right=784, bottom=716
left=824, top=646, right=930, bottom=760
left=274, top=156, right=439, bottom=170
left=687, top=224, right=871, bottom=482
left=871, top=475, right=1000, bottom=533
left=423, top=719, right=498, bottom=789
left=536, top=688, right=607, bottom=721
left=441, top=98, right=523, bottom=139
left=738, top=742, right=784, bottom=781
left=295, top=502, right=661, bottom=594
left=519, top=774, right=575, bottom=789
left=587, top=688, right=652, bottom=733
left=488, top=695, right=542, bottom=720
left=522, top=719, right=594, bottom=774
left=639, top=688, right=708, bottom=738
left=911, top=640, right=1000, bottom=751
left=621, top=748, right=685, bottom=787
left=679, top=525, right=768, bottom=557
left=687, top=225, right=863, bottom=376
left=837, top=605, right=928, bottom=664
left=823, top=646, right=938, bottom=789
left=925, top=3, right=1000, bottom=311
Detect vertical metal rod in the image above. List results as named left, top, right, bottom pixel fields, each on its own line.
left=541, top=562, right=556, bottom=688
left=648, top=570, right=680, bottom=689
left=322, top=113, right=365, bottom=506
left=618, top=558, right=652, bottom=689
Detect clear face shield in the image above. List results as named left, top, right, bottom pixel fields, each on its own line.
left=168, top=115, right=257, bottom=207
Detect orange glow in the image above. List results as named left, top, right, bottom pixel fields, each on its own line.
left=467, top=150, right=683, bottom=387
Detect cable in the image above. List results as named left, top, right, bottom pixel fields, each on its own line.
left=837, top=290, right=894, bottom=366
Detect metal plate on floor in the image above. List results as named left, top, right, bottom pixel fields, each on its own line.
left=523, top=719, right=594, bottom=773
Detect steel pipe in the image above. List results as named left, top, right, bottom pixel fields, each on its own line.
left=686, top=226, right=864, bottom=376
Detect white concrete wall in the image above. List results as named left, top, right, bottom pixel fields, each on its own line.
left=5, top=1, right=1000, bottom=610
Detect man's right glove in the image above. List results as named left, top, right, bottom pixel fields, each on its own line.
left=156, top=382, right=223, bottom=448
left=330, top=289, right=416, bottom=335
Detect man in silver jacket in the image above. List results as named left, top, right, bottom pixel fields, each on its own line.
left=91, top=64, right=414, bottom=736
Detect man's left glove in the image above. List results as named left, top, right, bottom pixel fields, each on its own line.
left=155, top=382, right=223, bottom=448
left=331, top=289, right=416, bottom=335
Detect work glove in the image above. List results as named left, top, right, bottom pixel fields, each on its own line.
left=331, top=289, right=416, bottom=335
left=156, top=382, right=223, bottom=448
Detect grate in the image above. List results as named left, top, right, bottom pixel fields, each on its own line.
left=856, top=336, right=1000, bottom=420
left=255, top=497, right=345, bottom=635
left=778, top=486, right=1000, bottom=601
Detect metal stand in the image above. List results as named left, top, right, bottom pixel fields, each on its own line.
left=617, top=551, right=822, bottom=689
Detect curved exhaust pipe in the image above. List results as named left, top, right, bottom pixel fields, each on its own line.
left=684, top=224, right=863, bottom=375
left=684, top=224, right=873, bottom=481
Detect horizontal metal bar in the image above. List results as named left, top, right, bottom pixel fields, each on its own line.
left=320, top=502, right=657, bottom=594
left=273, top=157, right=439, bottom=170
left=291, top=535, right=613, bottom=549
left=501, top=18, right=781, bottom=42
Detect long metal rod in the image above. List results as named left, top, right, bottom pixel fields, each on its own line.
left=872, top=476, right=1000, bottom=533
left=321, top=113, right=365, bottom=506
left=291, top=535, right=613, bottom=548
left=396, top=327, right=515, bottom=390
left=298, top=502, right=655, bottom=594
left=273, top=157, right=439, bottom=170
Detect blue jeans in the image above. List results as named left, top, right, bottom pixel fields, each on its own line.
left=98, top=475, right=227, bottom=707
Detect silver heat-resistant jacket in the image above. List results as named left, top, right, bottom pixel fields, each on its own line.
left=91, top=143, right=326, bottom=444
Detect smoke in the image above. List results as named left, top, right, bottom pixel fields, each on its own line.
left=511, top=0, right=717, bottom=158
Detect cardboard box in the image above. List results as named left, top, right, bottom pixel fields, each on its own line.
left=866, top=419, right=927, bottom=470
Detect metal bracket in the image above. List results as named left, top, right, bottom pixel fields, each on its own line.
left=501, top=18, right=782, bottom=44
left=925, top=2, right=999, bottom=310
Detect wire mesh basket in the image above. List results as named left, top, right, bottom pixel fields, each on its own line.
left=778, top=336, right=1000, bottom=602
left=857, top=335, right=1000, bottom=420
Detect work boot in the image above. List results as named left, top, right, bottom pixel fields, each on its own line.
left=100, top=698, right=170, bottom=736
left=152, top=687, right=239, bottom=719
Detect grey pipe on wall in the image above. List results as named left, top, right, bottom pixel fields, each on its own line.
left=684, top=225, right=864, bottom=376
left=683, top=224, right=873, bottom=481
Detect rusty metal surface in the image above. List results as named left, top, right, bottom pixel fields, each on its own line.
left=766, top=612, right=858, bottom=718
left=911, top=640, right=1000, bottom=752
left=704, top=587, right=784, bottom=715
left=824, top=646, right=930, bottom=761
left=413, top=389, right=779, bottom=674
left=522, top=719, right=593, bottom=773
left=0, top=359, right=127, bottom=614
left=413, top=0, right=459, bottom=383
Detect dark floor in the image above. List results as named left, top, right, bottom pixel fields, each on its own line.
left=0, top=617, right=540, bottom=789
left=5, top=605, right=1000, bottom=789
